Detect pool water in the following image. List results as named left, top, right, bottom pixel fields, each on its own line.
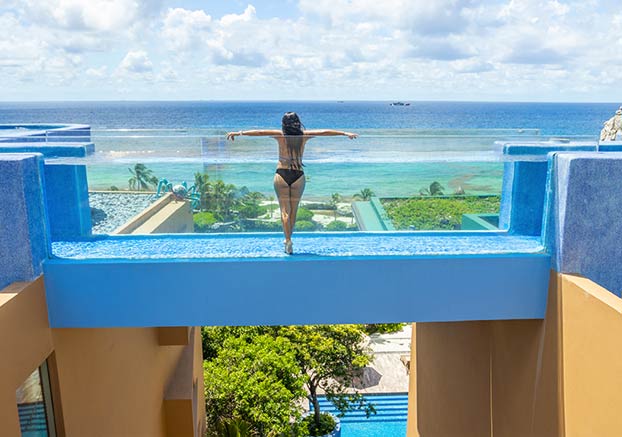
left=315, top=393, right=408, bottom=437
left=51, top=233, right=544, bottom=259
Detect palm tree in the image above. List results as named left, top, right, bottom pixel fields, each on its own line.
left=429, top=181, right=444, bottom=196
left=419, top=181, right=445, bottom=196
left=212, top=180, right=237, bottom=220
left=353, top=188, right=375, bottom=201
left=128, top=163, right=158, bottom=191
left=194, top=172, right=212, bottom=211
left=330, top=192, right=342, bottom=221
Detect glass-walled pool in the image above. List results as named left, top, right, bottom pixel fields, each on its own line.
left=38, top=128, right=555, bottom=237
left=2, top=126, right=599, bottom=241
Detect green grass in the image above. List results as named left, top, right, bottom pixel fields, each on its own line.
left=383, top=195, right=501, bottom=230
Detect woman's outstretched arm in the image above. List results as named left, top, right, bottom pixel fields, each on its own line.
left=226, top=130, right=282, bottom=140
left=304, top=129, right=358, bottom=139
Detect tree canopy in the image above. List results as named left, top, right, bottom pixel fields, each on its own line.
left=202, top=324, right=386, bottom=436
left=203, top=334, right=306, bottom=437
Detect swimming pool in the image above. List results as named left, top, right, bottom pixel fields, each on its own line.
left=315, top=393, right=408, bottom=437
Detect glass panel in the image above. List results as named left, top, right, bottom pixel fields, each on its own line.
left=28, top=127, right=598, bottom=251
left=16, top=362, right=56, bottom=437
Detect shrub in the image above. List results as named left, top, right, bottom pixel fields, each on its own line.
left=383, top=196, right=500, bottom=230
left=325, top=220, right=348, bottom=231
left=300, top=413, right=336, bottom=436
left=296, top=207, right=314, bottom=222
left=238, top=203, right=267, bottom=219
left=243, top=220, right=282, bottom=232
left=194, top=212, right=217, bottom=232
left=295, top=220, right=316, bottom=231
left=303, top=202, right=333, bottom=210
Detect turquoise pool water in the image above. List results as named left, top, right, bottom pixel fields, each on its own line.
left=316, top=393, right=408, bottom=437
left=51, top=233, right=545, bottom=259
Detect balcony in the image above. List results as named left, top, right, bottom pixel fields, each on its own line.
left=4, top=126, right=616, bottom=328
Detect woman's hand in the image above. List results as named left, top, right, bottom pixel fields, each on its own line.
left=226, top=131, right=241, bottom=141
left=345, top=132, right=358, bottom=139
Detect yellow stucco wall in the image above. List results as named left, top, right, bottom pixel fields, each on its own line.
left=52, top=327, right=193, bottom=437
left=0, top=278, right=53, bottom=437
left=560, top=274, right=622, bottom=436
left=407, top=272, right=622, bottom=437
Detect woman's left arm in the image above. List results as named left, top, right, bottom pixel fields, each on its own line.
left=226, top=130, right=282, bottom=141
left=304, top=129, right=358, bottom=139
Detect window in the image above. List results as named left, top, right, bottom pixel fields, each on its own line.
left=16, top=361, right=57, bottom=437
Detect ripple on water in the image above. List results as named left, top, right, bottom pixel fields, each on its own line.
left=52, top=234, right=544, bottom=260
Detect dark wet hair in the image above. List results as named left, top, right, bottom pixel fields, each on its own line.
left=282, top=112, right=304, bottom=169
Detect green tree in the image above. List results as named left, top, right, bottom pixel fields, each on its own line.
left=202, top=325, right=375, bottom=436
left=203, top=335, right=307, bottom=437
left=364, top=323, right=406, bottom=335
left=128, top=163, right=158, bottom=191
left=238, top=191, right=266, bottom=219
left=212, top=180, right=237, bottom=221
left=216, top=418, right=257, bottom=437
left=330, top=193, right=342, bottom=221
left=194, top=172, right=213, bottom=211
left=277, top=325, right=375, bottom=432
left=353, top=188, right=375, bottom=201
left=325, top=220, right=347, bottom=231
left=419, top=181, right=444, bottom=196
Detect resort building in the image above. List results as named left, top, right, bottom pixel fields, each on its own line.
left=2, top=124, right=622, bottom=436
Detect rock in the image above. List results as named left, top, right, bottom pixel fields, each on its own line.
left=600, top=106, right=622, bottom=141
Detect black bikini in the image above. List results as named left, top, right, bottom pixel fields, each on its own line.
left=276, top=168, right=304, bottom=186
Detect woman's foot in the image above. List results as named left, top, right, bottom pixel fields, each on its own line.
left=284, top=240, right=293, bottom=255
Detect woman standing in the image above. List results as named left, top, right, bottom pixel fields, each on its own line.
left=227, top=112, right=357, bottom=254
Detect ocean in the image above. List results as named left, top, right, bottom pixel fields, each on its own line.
left=0, top=101, right=615, bottom=197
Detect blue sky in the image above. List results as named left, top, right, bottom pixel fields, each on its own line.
left=1, top=0, right=621, bottom=101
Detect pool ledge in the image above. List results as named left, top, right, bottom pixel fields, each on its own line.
left=43, top=232, right=550, bottom=328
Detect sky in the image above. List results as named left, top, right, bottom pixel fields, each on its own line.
left=1, top=0, right=621, bottom=102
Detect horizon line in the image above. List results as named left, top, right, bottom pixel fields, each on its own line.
left=0, top=99, right=621, bottom=105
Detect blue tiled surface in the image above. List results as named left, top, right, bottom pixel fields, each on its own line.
left=51, top=232, right=545, bottom=260
left=0, top=124, right=90, bottom=144
left=503, top=142, right=598, bottom=157
left=0, top=154, right=49, bottom=290
left=499, top=161, right=549, bottom=236
left=544, top=152, right=622, bottom=296
left=0, top=142, right=94, bottom=157
left=498, top=142, right=603, bottom=236
left=45, top=164, right=92, bottom=240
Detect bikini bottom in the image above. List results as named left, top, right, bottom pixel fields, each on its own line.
left=276, top=168, right=304, bottom=186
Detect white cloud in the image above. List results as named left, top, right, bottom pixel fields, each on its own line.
left=117, top=50, right=153, bottom=75
left=162, top=7, right=212, bottom=51
left=2, top=0, right=622, bottom=100
left=17, top=0, right=163, bottom=32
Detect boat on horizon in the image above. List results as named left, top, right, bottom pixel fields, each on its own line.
left=390, top=102, right=410, bottom=106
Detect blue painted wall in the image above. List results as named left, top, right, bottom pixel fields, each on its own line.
left=544, top=152, right=622, bottom=296
left=499, top=161, right=549, bottom=235
left=43, top=252, right=550, bottom=327
left=0, top=154, right=49, bottom=290
left=45, top=165, right=92, bottom=240
left=0, top=125, right=94, bottom=241
left=499, top=142, right=599, bottom=236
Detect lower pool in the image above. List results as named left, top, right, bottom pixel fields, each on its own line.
left=316, top=393, right=408, bottom=437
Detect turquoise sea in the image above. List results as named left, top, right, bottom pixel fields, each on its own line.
left=0, top=101, right=613, bottom=198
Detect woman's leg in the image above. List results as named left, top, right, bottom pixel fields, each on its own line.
left=287, top=175, right=306, bottom=234
left=273, top=174, right=306, bottom=244
left=274, top=173, right=293, bottom=241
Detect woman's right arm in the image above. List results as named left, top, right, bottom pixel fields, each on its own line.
left=226, top=130, right=282, bottom=141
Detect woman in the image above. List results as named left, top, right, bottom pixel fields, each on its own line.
left=227, top=112, right=358, bottom=254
